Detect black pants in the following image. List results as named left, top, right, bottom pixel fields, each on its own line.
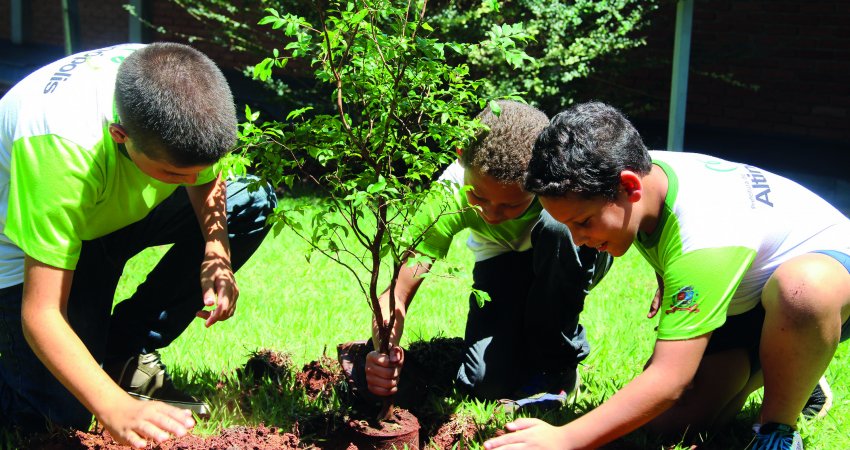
left=0, top=177, right=276, bottom=431
left=455, top=211, right=612, bottom=399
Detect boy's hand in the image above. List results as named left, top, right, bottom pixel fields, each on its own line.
left=196, top=244, right=238, bottom=327
left=100, top=397, right=195, bottom=448
left=484, top=418, right=568, bottom=450
left=647, top=273, right=664, bottom=318
left=365, top=346, right=404, bottom=396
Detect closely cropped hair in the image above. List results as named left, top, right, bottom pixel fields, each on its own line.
left=115, top=42, right=237, bottom=166
left=525, top=102, right=651, bottom=200
left=460, top=100, right=548, bottom=185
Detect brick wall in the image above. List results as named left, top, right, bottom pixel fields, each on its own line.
left=148, top=0, right=268, bottom=69
left=4, top=1, right=847, bottom=143
left=0, top=0, right=10, bottom=39
left=22, top=0, right=64, bottom=46
left=77, top=2, right=129, bottom=49
left=0, top=0, right=124, bottom=49
left=584, top=0, right=850, bottom=143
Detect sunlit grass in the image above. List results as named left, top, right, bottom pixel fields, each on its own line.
left=115, top=194, right=850, bottom=448
left=4, top=195, right=846, bottom=448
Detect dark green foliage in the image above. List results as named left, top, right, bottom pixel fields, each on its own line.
left=150, top=0, right=658, bottom=112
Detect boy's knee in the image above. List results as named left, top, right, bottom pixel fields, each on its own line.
left=763, top=254, right=847, bottom=324
left=455, top=341, right=516, bottom=400
left=456, top=364, right=512, bottom=400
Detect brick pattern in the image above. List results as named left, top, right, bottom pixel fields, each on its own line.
left=148, top=0, right=267, bottom=68
left=585, top=0, right=850, bottom=143
left=22, top=0, right=64, bottom=46
left=0, top=0, right=10, bottom=39
left=77, top=2, right=128, bottom=49
left=3, top=0, right=847, bottom=143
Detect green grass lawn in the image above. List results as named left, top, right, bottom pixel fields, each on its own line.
left=27, top=196, right=850, bottom=448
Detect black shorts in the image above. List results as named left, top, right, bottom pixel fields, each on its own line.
left=704, top=250, right=850, bottom=368
left=703, top=303, right=765, bottom=365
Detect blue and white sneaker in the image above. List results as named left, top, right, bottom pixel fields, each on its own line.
left=750, top=422, right=803, bottom=450
left=497, top=390, right=568, bottom=414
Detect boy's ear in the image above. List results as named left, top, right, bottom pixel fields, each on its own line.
left=620, top=170, right=643, bottom=203
left=108, top=124, right=128, bottom=144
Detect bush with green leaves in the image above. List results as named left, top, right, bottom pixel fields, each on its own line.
left=428, top=0, right=660, bottom=112
left=146, top=0, right=658, bottom=113
left=230, top=0, right=532, bottom=418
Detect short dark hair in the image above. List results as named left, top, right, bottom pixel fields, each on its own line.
left=525, top=101, right=652, bottom=200
left=460, top=100, right=548, bottom=185
left=115, top=42, right=237, bottom=167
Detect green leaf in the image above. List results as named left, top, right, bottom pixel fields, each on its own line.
left=488, top=100, right=501, bottom=116
left=258, top=16, right=277, bottom=26
left=286, top=106, right=314, bottom=121
left=350, top=8, right=369, bottom=24
left=471, top=289, right=491, bottom=308
left=251, top=58, right=273, bottom=81
left=366, top=177, right=387, bottom=194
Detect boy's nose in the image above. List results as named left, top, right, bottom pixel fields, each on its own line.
left=569, top=228, right=587, bottom=246
left=482, top=206, right=499, bottom=219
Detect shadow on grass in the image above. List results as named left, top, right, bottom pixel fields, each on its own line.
left=1, top=339, right=769, bottom=449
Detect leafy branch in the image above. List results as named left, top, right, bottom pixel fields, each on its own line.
left=233, top=0, right=532, bottom=420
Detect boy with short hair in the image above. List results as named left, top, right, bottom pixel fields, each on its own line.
left=0, top=43, right=275, bottom=447
left=365, top=100, right=612, bottom=403
left=484, top=101, right=850, bottom=450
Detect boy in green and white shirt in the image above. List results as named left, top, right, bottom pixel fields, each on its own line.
left=364, top=101, right=611, bottom=402
left=485, top=101, right=850, bottom=450
left=0, top=43, right=275, bottom=446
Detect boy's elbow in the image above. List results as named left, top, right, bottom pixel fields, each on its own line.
left=645, top=365, right=695, bottom=404
left=665, top=378, right=695, bottom=403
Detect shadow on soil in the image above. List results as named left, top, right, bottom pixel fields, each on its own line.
left=7, top=336, right=760, bottom=449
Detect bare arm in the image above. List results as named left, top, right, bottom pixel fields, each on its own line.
left=186, top=175, right=235, bottom=327
left=366, top=256, right=431, bottom=396
left=22, top=256, right=194, bottom=448
left=371, top=256, right=431, bottom=350
left=485, top=335, right=709, bottom=450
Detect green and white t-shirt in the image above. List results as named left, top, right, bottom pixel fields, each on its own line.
left=0, top=44, right=216, bottom=287
left=411, top=161, right=542, bottom=262
left=637, top=151, right=850, bottom=341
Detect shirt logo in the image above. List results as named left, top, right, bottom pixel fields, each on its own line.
left=43, top=46, right=124, bottom=94
left=666, top=285, right=700, bottom=314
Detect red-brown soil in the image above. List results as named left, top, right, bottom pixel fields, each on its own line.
left=24, top=424, right=299, bottom=450
left=14, top=338, right=478, bottom=450
left=424, top=414, right=478, bottom=450
left=348, top=407, right=420, bottom=450
left=296, top=356, right=343, bottom=400
left=240, top=348, right=293, bottom=385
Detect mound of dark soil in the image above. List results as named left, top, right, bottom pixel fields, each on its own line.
left=16, top=337, right=477, bottom=450
left=239, top=348, right=294, bottom=385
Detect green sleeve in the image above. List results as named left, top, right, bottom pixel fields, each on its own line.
left=408, top=182, right=467, bottom=260
left=6, top=135, right=101, bottom=269
left=656, top=246, right=757, bottom=340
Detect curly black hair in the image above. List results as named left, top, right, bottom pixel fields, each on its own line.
left=460, top=100, right=548, bottom=185
left=525, top=101, right=651, bottom=200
